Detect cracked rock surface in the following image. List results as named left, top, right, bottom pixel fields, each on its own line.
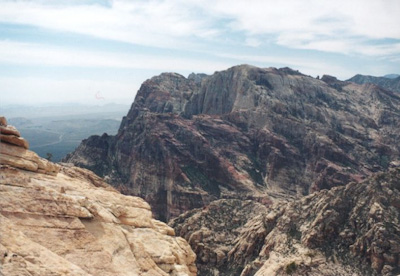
left=0, top=118, right=196, bottom=276
left=171, top=168, right=400, bottom=276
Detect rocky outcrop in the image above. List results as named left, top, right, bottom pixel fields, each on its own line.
left=171, top=168, right=400, bottom=276
left=348, top=74, right=400, bottom=93
left=0, top=116, right=28, bottom=148
left=65, top=65, right=400, bottom=220
left=0, top=116, right=60, bottom=175
left=0, top=119, right=197, bottom=276
left=170, top=200, right=269, bottom=275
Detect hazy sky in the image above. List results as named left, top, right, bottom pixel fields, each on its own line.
left=1, top=0, right=400, bottom=106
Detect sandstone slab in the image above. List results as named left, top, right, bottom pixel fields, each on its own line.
left=0, top=134, right=29, bottom=149
left=0, top=125, right=20, bottom=137
left=0, top=164, right=197, bottom=275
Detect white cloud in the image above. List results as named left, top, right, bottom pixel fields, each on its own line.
left=199, top=0, right=400, bottom=56
left=0, top=39, right=358, bottom=79
left=245, top=37, right=261, bottom=47
left=0, top=0, right=214, bottom=49
left=0, top=76, right=137, bottom=105
left=200, top=0, right=400, bottom=39
left=0, top=0, right=399, bottom=57
left=0, top=40, right=231, bottom=73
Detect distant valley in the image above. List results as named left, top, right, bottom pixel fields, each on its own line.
left=2, top=104, right=130, bottom=161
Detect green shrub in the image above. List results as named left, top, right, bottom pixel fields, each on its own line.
left=285, top=261, right=297, bottom=274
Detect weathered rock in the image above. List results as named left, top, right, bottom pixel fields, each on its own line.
left=170, top=199, right=269, bottom=275
left=0, top=163, right=197, bottom=276
left=1, top=136, right=60, bottom=175
left=0, top=125, right=21, bottom=137
left=0, top=116, right=7, bottom=126
left=65, top=65, right=400, bottom=220
left=0, top=133, right=29, bottom=149
left=0, top=118, right=196, bottom=275
left=0, top=120, right=60, bottom=175
left=171, top=168, right=400, bottom=276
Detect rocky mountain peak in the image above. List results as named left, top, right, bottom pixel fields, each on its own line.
left=188, top=72, right=208, bottom=84
left=347, top=73, right=400, bottom=93
left=65, top=65, right=400, bottom=221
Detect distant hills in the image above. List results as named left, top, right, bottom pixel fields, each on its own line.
left=2, top=103, right=130, bottom=161
left=347, top=73, right=400, bottom=93
left=383, top=74, right=400, bottom=79
left=0, top=103, right=130, bottom=119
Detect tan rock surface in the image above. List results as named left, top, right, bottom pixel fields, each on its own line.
left=0, top=133, right=29, bottom=149
left=0, top=116, right=6, bottom=126
left=0, top=120, right=60, bottom=175
left=0, top=141, right=60, bottom=175
left=0, top=164, right=197, bottom=276
left=0, top=125, right=21, bottom=137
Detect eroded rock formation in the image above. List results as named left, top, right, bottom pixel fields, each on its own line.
left=65, top=65, right=400, bottom=221
left=171, top=168, right=400, bottom=276
left=170, top=200, right=269, bottom=275
left=0, top=116, right=59, bottom=175
left=0, top=118, right=197, bottom=276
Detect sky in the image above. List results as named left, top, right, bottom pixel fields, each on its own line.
left=0, top=0, right=400, bottom=106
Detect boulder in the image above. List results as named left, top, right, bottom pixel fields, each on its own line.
left=0, top=125, right=20, bottom=137
left=0, top=116, right=7, bottom=126
left=0, top=118, right=60, bottom=175
left=0, top=134, right=29, bottom=149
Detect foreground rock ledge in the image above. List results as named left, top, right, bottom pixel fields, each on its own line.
left=0, top=164, right=197, bottom=276
left=0, top=116, right=58, bottom=175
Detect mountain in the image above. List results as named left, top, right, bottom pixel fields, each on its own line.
left=384, top=74, right=400, bottom=79
left=170, top=167, right=400, bottom=276
left=347, top=74, right=400, bottom=93
left=0, top=117, right=196, bottom=276
left=65, top=65, right=400, bottom=221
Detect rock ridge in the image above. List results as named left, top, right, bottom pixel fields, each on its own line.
left=171, top=168, right=400, bottom=276
left=0, top=118, right=197, bottom=276
left=65, top=65, right=400, bottom=220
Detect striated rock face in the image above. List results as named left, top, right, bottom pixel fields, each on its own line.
left=0, top=119, right=197, bottom=276
left=65, top=65, right=400, bottom=220
left=0, top=116, right=60, bottom=175
left=171, top=168, right=400, bottom=276
left=348, top=74, right=400, bottom=93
